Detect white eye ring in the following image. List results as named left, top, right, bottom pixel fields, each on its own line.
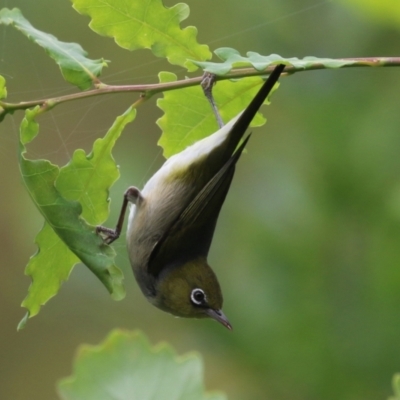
left=191, top=288, right=206, bottom=305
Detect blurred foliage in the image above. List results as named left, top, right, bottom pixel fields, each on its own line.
left=390, top=374, right=400, bottom=400
left=339, top=0, right=400, bottom=28
left=1, top=1, right=400, bottom=400
left=58, top=329, right=226, bottom=400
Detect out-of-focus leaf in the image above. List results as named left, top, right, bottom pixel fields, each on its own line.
left=339, top=0, right=400, bottom=29
left=0, top=75, right=6, bottom=122
left=0, top=8, right=107, bottom=90
left=157, top=72, right=280, bottom=157
left=18, top=107, right=136, bottom=326
left=71, top=0, right=211, bottom=71
left=58, top=330, right=226, bottom=400
left=0, top=75, right=7, bottom=99
left=193, top=48, right=357, bottom=75
left=389, top=374, right=400, bottom=400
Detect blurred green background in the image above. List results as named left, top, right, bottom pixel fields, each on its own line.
left=1, top=0, right=400, bottom=399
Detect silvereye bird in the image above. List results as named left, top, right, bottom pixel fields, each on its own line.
left=97, top=64, right=285, bottom=329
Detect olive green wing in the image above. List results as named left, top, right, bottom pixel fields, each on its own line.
left=148, top=135, right=251, bottom=277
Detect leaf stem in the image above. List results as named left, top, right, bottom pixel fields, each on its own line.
left=1, top=56, right=399, bottom=120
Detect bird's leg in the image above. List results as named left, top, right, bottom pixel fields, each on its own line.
left=201, top=72, right=224, bottom=129
left=96, top=186, right=143, bottom=244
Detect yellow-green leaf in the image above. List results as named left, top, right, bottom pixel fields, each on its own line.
left=72, top=0, right=211, bottom=71
left=18, top=107, right=136, bottom=326
left=157, top=72, right=279, bottom=157
left=0, top=75, right=7, bottom=99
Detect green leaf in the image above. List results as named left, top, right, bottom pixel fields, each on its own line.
left=71, top=0, right=211, bottom=71
left=0, top=75, right=7, bottom=122
left=339, top=0, right=400, bottom=29
left=193, top=48, right=358, bottom=75
left=19, top=223, right=81, bottom=328
left=0, top=75, right=7, bottom=99
left=390, top=374, right=400, bottom=400
left=157, top=72, right=279, bottom=157
left=58, top=330, right=227, bottom=400
left=19, top=107, right=136, bottom=325
left=0, top=8, right=107, bottom=90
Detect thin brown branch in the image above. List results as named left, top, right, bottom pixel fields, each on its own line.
left=1, top=56, right=399, bottom=121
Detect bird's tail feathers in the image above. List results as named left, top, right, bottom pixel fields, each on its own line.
left=224, top=64, right=285, bottom=156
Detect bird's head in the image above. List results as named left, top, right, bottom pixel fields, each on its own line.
left=154, top=258, right=232, bottom=329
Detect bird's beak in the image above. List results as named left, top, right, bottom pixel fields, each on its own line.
left=206, top=308, right=232, bottom=330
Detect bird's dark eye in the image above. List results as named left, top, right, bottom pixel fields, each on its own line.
left=190, top=288, right=206, bottom=306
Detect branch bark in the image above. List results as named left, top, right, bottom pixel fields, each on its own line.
left=1, top=56, right=399, bottom=121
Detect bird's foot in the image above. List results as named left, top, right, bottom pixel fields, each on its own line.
left=96, top=225, right=120, bottom=244
left=201, top=72, right=224, bottom=129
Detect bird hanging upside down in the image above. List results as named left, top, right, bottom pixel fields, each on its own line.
left=97, top=64, right=285, bottom=329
